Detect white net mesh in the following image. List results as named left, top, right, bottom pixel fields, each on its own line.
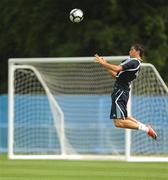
left=10, top=58, right=168, bottom=160
left=131, top=65, right=168, bottom=157
left=13, top=61, right=125, bottom=156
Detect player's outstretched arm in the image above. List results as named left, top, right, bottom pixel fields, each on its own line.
left=94, top=54, right=123, bottom=73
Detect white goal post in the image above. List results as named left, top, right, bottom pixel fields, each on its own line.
left=8, top=56, right=168, bottom=161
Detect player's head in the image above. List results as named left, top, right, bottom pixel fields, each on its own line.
left=129, top=44, right=144, bottom=58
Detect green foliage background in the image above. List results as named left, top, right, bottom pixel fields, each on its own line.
left=0, top=0, right=168, bottom=93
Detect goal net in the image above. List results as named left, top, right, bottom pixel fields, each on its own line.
left=8, top=57, right=168, bottom=161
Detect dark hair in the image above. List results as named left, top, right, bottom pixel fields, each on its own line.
left=132, top=44, right=144, bottom=57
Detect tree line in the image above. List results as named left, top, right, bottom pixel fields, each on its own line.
left=0, top=0, right=168, bottom=93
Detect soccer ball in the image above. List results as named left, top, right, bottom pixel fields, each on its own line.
left=69, top=9, right=84, bottom=23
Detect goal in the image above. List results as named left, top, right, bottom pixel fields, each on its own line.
left=8, top=57, right=168, bottom=161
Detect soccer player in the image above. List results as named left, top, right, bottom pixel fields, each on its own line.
left=95, top=44, right=157, bottom=140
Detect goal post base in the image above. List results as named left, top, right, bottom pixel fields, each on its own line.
left=127, top=156, right=168, bottom=162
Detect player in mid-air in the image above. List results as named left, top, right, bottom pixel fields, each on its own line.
left=95, top=44, right=157, bottom=140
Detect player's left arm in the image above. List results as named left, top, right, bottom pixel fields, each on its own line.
left=94, top=54, right=123, bottom=73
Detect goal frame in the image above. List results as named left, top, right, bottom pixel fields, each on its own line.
left=8, top=56, right=168, bottom=161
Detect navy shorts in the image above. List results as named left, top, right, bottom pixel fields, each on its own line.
left=110, top=87, right=129, bottom=120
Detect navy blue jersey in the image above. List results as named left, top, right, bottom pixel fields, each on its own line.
left=115, top=58, right=141, bottom=90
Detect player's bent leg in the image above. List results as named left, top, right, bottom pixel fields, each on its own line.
left=113, top=118, right=139, bottom=129
left=128, top=116, right=148, bottom=131
left=127, top=116, right=139, bottom=123
left=113, top=118, right=157, bottom=140
left=128, top=116, right=157, bottom=140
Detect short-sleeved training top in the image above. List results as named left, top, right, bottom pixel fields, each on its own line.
left=115, top=58, right=141, bottom=91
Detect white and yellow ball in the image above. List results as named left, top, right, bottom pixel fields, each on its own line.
left=69, top=9, right=84, bottom=23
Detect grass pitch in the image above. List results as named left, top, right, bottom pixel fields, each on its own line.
left=0, top=154, right=168, bottom=180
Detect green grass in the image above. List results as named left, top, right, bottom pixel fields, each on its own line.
left=0, top=154, right=168, bottom=180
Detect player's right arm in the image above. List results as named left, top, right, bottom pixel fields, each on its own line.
left=94, top=54, right=122, bottom=77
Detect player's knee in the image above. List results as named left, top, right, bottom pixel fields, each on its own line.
left=113, top=119, right=123, bottom=128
